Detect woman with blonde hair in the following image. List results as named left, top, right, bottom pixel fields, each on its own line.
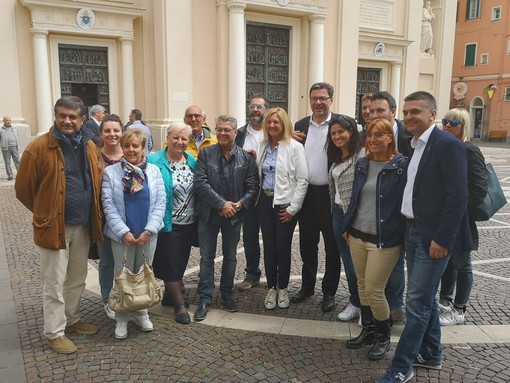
left=148, top=121, right=197, bottom=325
left=438, top=108, right=488, bottom=326
left=343, top=118, right=407, bottom=360
left=102, top=129, right=166, bottom=339
left=256, top=108, right=308, bottom=310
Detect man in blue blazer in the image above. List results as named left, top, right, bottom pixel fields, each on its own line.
left=378, top=91, right=471, bottom=383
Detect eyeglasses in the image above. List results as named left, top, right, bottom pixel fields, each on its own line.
left=310, top=96, right=331, bottom=103
left=248, top=104, right=266, bottom=110
left=184, top=114, right=203, bottom=120
left=215, top=128, right=235, bottom=134
left=442, top=118, right=461, bottom=127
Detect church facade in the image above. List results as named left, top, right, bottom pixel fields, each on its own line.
left=1, top=0, right=455, bottom=150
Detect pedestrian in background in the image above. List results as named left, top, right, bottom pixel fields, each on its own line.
left=1, top=116, right=20, bottom=180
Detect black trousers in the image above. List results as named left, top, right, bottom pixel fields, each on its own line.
left=297, top=185, right=340, bottom=296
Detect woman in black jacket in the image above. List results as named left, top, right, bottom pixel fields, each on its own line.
left=438, top=108, right=488, bottom=326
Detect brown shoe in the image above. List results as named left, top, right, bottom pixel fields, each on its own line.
left=237, top=278, right=260, bottom=291
left=66, top=320, right=98, bottom=335
left=47, top=336, right=77, bottom=354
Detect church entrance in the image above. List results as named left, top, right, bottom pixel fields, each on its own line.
left=58, top=44, right=110, bottom=116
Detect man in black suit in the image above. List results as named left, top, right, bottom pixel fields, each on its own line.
left=292, top=82, right=340, bottom=312
left=81, top=104, right=105, bottom=145
left=378, top=91, right=470, bottom=383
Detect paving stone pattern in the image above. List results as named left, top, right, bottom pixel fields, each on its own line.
left=2, top=142, right=510, bottom=382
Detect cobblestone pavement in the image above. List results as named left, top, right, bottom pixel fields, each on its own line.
left=1, top=143, right=510, bottom=382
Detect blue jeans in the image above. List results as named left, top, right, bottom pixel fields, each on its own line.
left=241, top=206, right=261, bottom=280
left=385, top=255, right=405, bottom=311
left=439, top=250, right=472, bottom=307
left=332, top=205, right=360, bottom=307
left=197, top=216, right=242, bottom=303
left=391, top=224, right=450, bottom=373
left=98, top=236, right=115, bottom=304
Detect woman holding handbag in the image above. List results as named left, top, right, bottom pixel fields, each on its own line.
left=148, top=122, right=196, bottom=325
left=438, top=108, right=488, bottom=326
left=102, top=129, right=166, bottom=340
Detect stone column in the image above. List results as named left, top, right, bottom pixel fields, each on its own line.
left=390, top=63, right=402, bottom=110
left=120, top=37, right=135, bottom=120
left=308, top=14, right=326, bottom=87
left=31, top=29, right=53, bottom=134
left=227, top=0, right=247, bottom=124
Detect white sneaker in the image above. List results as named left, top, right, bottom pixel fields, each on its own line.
left=440, top=308, right=465, bottom=326
left=104, top=304, right=115, bottom=320
left=438, top=301, right=452, bottom=314
left=265, top=288, right=277, bottom=310
left=337, top=302, right=361, bottom=321
left=115, top=321, right=128, bottom=339
left=278, top=288, right=290, bottom=308
left=134, top=314, right=154, bottom=332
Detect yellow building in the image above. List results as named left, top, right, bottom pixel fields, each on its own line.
left=1, top=0, right=456, bottom=150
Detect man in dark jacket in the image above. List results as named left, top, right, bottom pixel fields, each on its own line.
left=194, top=115, right=260, bottom=321
left=378, top=91, right=470, bottom=383
left=81, top=104, right=105, bottom=145
left=235, top=95, right=269, bottom=291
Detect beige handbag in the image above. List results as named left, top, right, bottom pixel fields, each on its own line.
left=108, top=245, right=162, bottom=313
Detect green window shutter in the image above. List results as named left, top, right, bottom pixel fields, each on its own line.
left=465, top=44, right=476, bottom=66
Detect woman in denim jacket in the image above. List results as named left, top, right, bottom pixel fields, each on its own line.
left=343, top=118, right=407, bottom=361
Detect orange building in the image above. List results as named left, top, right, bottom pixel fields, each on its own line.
left=451, top=0, right=510, bottom=140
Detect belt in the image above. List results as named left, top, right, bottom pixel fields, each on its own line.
left=349, top=228, right=378, bottom=245
left=263, top=189, right=274, bottom=197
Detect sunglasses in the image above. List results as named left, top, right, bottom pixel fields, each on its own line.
left=442, top=118, right=461, bottom=127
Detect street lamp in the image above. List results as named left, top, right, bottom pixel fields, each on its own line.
left=485, top=83, right=497, bottom=141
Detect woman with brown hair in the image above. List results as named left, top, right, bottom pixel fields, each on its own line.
left=343, top=118, right=407, bottom=361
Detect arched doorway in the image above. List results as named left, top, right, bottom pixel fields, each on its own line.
left=470, top=97, right=484, bottom=140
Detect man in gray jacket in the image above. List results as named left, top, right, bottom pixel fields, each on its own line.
left=193, top=115, right=260, bottom=321
left=0, top=116, right=20, bottom=180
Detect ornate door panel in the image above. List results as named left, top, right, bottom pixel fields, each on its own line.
left=59, top=44, right=109, bottom=113
left=356, top=68, right=381, bottom=123
left=246, top=23, right=290, bottom=111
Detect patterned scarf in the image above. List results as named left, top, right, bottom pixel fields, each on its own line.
left=121, top=157, right=147, bottom=194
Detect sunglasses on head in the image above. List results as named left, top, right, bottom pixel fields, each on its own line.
left=442, top=118, right=461, bottom=127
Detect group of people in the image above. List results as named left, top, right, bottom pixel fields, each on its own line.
left=14, top=80, right=486, bottom=383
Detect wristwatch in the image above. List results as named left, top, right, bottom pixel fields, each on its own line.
left=235, top=203, right=242, bottom=212
left=144, top=230, right=152, bottom=236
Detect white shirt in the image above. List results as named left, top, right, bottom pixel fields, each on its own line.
left=401, top=124, right=435, bottom=218
left=243, top=124, right=264, bottom=152
left=304, top=112, right=331, bottom=185
left=393, top=120, right=398, bottom=144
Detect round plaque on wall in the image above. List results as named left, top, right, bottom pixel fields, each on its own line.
left=76, top=8, right=96, bottom=30
left=277, top=0, right=291, bottom=6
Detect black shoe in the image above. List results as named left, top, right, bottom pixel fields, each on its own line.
left=7, top=177, right=13, bottom=181
left=221, top=294, right=238, bottom=312
left=174, top=304, right=191, bottom=325
left=346, top=306, right=375, bottom=349
left=194, top=301, right=211, bottom=321
left=368, top=318, right=392, bottom=361
left=322, top=295, right=336, bottom=312
left=290, top=289, right=314, bottom=303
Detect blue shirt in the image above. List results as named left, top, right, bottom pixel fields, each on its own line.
left=262, top=143, right=278, bottom=190
left=124, top=178, right=150, bottom=235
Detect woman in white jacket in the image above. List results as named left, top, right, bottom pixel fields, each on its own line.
left=102, top=129, right=166, bottom=340
left=256, top=108, right=308, bottom=310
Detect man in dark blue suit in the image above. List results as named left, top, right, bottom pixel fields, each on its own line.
left=378, top=91, right=471, bottom=383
